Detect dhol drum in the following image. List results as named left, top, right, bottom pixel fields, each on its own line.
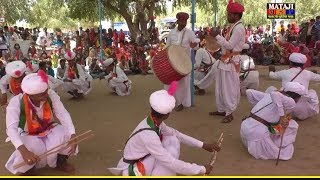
left=152, top=45, right=192, bottom=85
left=205, top=36, right=221, bottom=53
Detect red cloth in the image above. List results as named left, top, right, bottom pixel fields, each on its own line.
left=119, top=32, right=125, bottom=41
left=227, top=0, right=244, bottom=13
left=176, top=12, right=189, bottom=21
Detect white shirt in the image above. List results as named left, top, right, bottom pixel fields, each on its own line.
left=122, top=118, right=206, bottom=175
left=63, top=64, right=87, bottom=83
left=216, top=20, right=246, bottom=55
left=166, top=27, right=200, bottom=55
left=6, top=90, right=76, bottom=149
left=269, top=67, right=320, bottom=89
left=215, top=20, right=246, bottom=71
left=194, top=48, right=216, bottom=69
left=246, top=90, right=296, bottom=122
left=240, top=55, right=255, bottom=70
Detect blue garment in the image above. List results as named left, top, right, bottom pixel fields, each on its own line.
left=314, top=21, right=320, bottom=41
left=51, top=39, right=64, bottom=47
left=47, top=67, right=55, bottom=77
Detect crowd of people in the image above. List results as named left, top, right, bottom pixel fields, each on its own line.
left=1, top=0, right=320, bottom=176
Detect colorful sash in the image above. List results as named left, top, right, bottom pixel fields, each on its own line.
left=9, top=78, right=22, bottom=95
left=68, top=65, right=79, bottom=79
left=18, top=94, right=53, bottom=135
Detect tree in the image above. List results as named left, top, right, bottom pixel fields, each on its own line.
left=0, top=0, right=31, bottom=24
left=28, top=0, right=77, bottom=29
left=65, top=0, right=168, bottom=40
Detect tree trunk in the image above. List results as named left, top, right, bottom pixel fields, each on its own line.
left=121, top=8, right=140, bottom=41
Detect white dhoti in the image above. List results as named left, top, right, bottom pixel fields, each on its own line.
left=108, top=80, right=132, bottom=96
left=291, top=89, right=319, bottom=120
left=110, top=135, right=180, bottom=176
left=195, top=65, right=216, bottom=90
left=240, top=71, right=259, bottom=95
left=240, top=118, right=298, bottom=160
left=63, top=79, right=91, bottom=95
left=164, top=74, right=191, bottom=107
left=5, top=125, right=78, bottom=174
left=215, top=63, right=240, bottom=115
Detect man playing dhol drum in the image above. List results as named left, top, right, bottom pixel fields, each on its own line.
left=164, top=12, right=200, bottom=112
left=209, top=0, right=246, bottom=123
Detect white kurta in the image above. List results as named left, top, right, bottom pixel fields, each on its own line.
left=240, top=89, right=298, bottom=160
left=194, top=48, right=216, bottom=84
left=62, top=64, right=92, bottom=95
left=240, top=55, right=259, bottom=95
left=213, top=20, right=246, bottom=115
left=5, top=90, right=77, bottom=174
left=108, top=118, right=206, bottom=176
left=104, top=66, right=132, bottom=96
left=48, top=75, right=63, bottom=91
left=164, top=27, right=199, bottom=107
left=269, top=68, right=320, bottom=120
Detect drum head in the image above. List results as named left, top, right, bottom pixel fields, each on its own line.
left=205, top=36, right=221, bottom=52
left=167, top=45, right=192, bottom=75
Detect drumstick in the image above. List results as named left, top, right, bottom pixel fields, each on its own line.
left=13, top=133, right=94, bottom=170
left=209, top=133, right=224, bottom=166
left=205, top=133, right=224, bottom=176
left=13, top=130, right=93, bottom=170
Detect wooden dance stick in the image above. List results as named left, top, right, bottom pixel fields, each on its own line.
left=205, top=133, right=224, bottom=175
left=276, top=114, right=290, bottom=166
left=13, top=130, right=93, bottom=170
left=209, top=133, right=224, bottom=166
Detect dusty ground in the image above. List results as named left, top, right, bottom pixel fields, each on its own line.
left=0, top=65, right=320, bottom=176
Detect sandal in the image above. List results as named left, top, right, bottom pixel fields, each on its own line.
left=209, top=111, right=226, bottom=116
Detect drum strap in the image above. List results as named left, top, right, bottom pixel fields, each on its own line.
left=180, top=29, right=187, bottom=46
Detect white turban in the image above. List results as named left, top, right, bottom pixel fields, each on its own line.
left=21, top=71, right=49, bottom=95
left=5, top=61, right=26, bottom=78
left=289, top=53, right=307, bottom=64
left=283, top=82, right=307, bottom=96
left=64, top=51, right=76, bottom=60
left=103, top=58, right=114, bottom=67
left=149, top=90, right=176, bottom=114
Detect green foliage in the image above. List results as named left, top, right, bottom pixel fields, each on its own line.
left=0, top=0, right=31, bottom=24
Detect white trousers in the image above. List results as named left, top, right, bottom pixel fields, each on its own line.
left=63, top=80, right=91, bottom=95
left=5, top=125, right=77, bottom=174
left=215, top=68, right=240, bottom=116
left=240, top=118, right=298, bottom=160
left=108, top=80, right=132, bottom=96
left=164, top=74, right=191, bottom=107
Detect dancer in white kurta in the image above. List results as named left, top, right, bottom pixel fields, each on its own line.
left=239, top=45, right=259, bottom=96
left=164, top=12, right=200, bottom=111
left=208, top=0, right=246, bottom=123
left=269, top=53, right=320, bottom=120
left=5, top=71, right=78, bottom=175
left=108, top=82, right=220, bottom=176
left=62, top=51, right=91, bottom=98
left=0, top=61, right=26, bottom=108
left=101, top=58, right=132, bottom=96
left=240, top=82, right=306, bottom=160
left=194, top=47, right=216, bottom=84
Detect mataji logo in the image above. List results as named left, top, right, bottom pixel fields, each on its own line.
left=267, top=3, right=295, bottom=19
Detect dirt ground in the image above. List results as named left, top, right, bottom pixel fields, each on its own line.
left=0, top=65, right=320, bottom=176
